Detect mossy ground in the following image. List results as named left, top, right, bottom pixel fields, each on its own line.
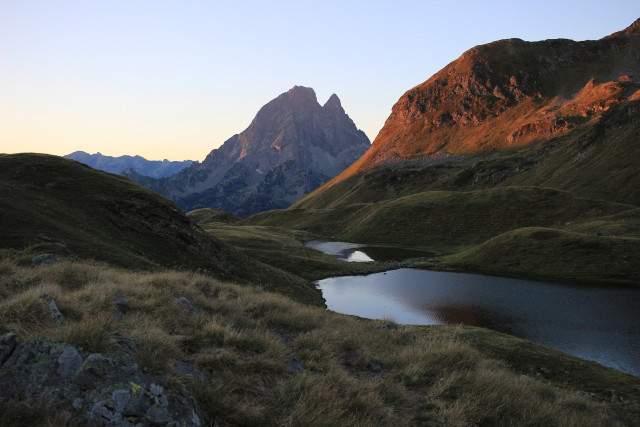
left=1, top=257, right=639, bottom=426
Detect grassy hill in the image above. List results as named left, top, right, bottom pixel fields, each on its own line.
left=1, top=257, right=639, bottom=425
left=244, top=185, right=640, bottom=285
left=249, top=100, right=640, bottom=286
left=0, top=154, right=322, bottom=305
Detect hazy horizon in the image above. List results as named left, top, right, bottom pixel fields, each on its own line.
left=2, top=1, right=639, bottom=161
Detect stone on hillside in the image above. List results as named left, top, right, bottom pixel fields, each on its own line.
left=367, top=362, right=382, bottom=373
left=173, top=361, right=208, bottom=381
left=110, top=332, right=138, bottom=355
left=0, top=333, right=18, bottom=364
left=173, top=297, right=203, bottom=315
left=39, top=293, right=66, bottom=325
left=286, top=353, right=304, bottom=373
left=115, top=298, right=131, bottom=313
left=32, top=253, right=58, bottom=267
left=0, top=336, right=202, bottom=426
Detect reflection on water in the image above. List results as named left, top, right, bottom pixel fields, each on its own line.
left=305, top=240, right=434, bottom=262
left=305, top=241, right=373, bottom=262
left=317, top=268, right=640, bottom=377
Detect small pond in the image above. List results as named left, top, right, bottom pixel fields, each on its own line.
left=309, top=243, right=640, bottom=377
left=304, top=240, right=434, bottom=262
left=305, top=241, right=374, bottom=262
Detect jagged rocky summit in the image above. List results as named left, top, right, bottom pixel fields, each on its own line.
left=65, top=151, right=194, bottom=179
left=125, top=86, right=370, bottom=217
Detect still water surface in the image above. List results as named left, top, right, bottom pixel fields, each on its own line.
left=317, top=268, right=640, bottom=377
left=305, top=240, right=374, bottom=262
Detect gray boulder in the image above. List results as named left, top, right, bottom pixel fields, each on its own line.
left=173, top=297, right=203, bottom=315
left=0, top=335, right=201, bottom=426
left=39, top=293, right=66, bottom=325
left=32, top=254, right=58, bottom=267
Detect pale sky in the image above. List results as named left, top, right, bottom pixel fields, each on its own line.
left=1, top=1, right=639, bottom=161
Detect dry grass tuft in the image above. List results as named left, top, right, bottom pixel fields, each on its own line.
left=0, top=259, right=638, bottom=426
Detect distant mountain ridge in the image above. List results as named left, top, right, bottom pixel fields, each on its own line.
left=65, top=151, right=194, bottom=178
left=126, top=86, right=370, bottom=217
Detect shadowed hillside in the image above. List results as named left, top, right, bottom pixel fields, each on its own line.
left=0, top=154, right=322, bottom=304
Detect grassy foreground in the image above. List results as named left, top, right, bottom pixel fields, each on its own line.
left=1, top=256, right=639, bottom=426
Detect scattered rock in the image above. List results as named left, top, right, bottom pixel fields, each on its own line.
left=611, top=390, right=622, bottom=403
left=367, top=362, right=382, bottom=373
left=376, top=323, right=407, bottom=331
left=57, top=345, right=82, bottom=378
left=115, top=298, right=131, bottom=313
left=173, top=297, right=203, bottom=315
left=0, top=335, right=202, bottom=426
left=286, top=353, right=304, bottom=373
left=173, top=361, right=208, bottom=381
left=0, top=332, right=18, bottom=364
left=113, top=310, right=124, bottom=322
left=39, top=293, right=66, bottom=325
left=535, top=372, right=546, bottom=381
left=256, top=378, right=267, bottom=396
left=32, top=254, right=58, bottom=267
left=110, top=332, right=138, bottom=355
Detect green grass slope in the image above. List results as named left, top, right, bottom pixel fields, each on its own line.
left=246, top=186, right=640, bottom=285
left=187, top=207, right=242, bottom=225
left=249, top=187, right=636, bottom=251
left=502, top=101, right=640, bottom=205
left=0, top=154, right=322, bottom=305
left=437, top=227, right=640, bottom=285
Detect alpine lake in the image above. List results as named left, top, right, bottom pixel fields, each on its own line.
left=306, top=241, right=640, bottom=377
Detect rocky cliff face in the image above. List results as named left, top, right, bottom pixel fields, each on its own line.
left=65, top=151, right=194, bottom=178
left=327, top=18, right=640, bottom=183
left=127, top=86, right=370, bottom=216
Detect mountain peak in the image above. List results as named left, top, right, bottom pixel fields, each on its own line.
left=604, top=17, right=640, bottom=39
left=286, top=85, right=317, bottom=102
left=323, top=93, right=343, bottom=110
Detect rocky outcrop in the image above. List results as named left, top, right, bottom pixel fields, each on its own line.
left=126, top=86, right=370, bottom=217
left=65, top=151, right=194, bottom=179
left=0, top=333, right=201, bottom=426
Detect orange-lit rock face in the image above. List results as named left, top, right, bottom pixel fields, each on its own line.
left=333, top=20, right=640, bottom=183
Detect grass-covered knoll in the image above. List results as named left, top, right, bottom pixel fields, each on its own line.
left=435, top=227, right=640, bottom=285
left=188, top=208, right=241, bottom=225
left=249, top=187, right=635, bottom=252
left=1, top=257, right=638, bottom=426
left=246, top=186, right=640, bottom=285
left=0, top=153, right=322, bottom=305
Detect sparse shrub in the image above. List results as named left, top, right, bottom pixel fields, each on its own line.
left=129, top=322, right=181, bottom=372
left=50, top=313, right=114, bottom=354
left=0, top=284, right=60, bottom=336
left=181, top=319, right=226, bottom=353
